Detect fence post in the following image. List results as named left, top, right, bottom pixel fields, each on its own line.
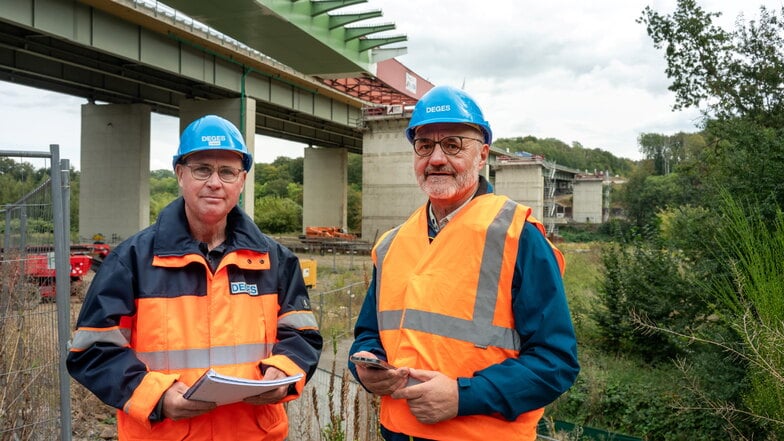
left=318, top=291, right=324, bottom=327
left=3, top=209, right=10, bottom=250
left=50, top=145, right=73, bottom=440
left=347, top=288, right=352, bottom=333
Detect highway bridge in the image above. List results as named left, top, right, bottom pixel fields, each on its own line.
left=0, top=0, right=437, bottom=240
left=0, top=0, right=601, bottom=242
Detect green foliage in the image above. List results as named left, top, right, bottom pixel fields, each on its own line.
left=549, top=244, right=763, bottom=440
left=558, top=225, right=613, bottom=243
left=637, top=0, right=784, bottom=217
left=286, top=182, right=303, bottom=206
left=149, top=170, right=177, bottom=194
left=700, top=119, right=784, bottom=218
left=637, top=131, right=707, bottom=176
left=0, top=158, right=47, bottom=205
left=271, top=156, right=303, bottom=184
left=347, top=153, right=362, bottom=186
left=706, top=192, right=784, bottom=434
left=254, top=196, right=302, bottom=234
left=616, top=167, right=686, bottom=228
left=149, top=170, right=179, bottom=223
left=639, top=1, right=784, bottom=125
left=493, top=136, right=636, bottom=176
left=596, top=238, right=702, bottom=364
left=550, top=348, right=742, bottom=441
left=69, top=172, right=80, bottom=234
left=560, top=243, right=604, bottom=344
left=347, top=184, right=362, bottom=233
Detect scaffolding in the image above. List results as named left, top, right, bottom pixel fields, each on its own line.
left=543, top=160, right=557, bottom=236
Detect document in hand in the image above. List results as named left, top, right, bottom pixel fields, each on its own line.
left=183, top=369, right=304, bottom=405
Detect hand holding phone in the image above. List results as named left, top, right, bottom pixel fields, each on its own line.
left=350, top=354, right=395, bottom=370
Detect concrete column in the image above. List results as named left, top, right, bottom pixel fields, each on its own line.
left=79, top=103, right=151, bottom=243
left=573, top=179, right=603, bottom=223
left=179, top=98, right=256, bottom=217
left=495, top=164, right=546, bottom=220
left=360, top=117, right=423, bottom=243
left=303, top=147, right=349, bottom=233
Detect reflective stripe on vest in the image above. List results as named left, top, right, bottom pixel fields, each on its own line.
left=375, top=199, right=521, bottom=351
left=136, top=343, right=274, bottom=371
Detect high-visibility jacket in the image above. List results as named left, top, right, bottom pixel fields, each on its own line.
left=67, top=198, right=322, bottom=441
left=371, top=193, right=568, bottom=441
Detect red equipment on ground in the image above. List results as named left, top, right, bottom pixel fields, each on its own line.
left=19, top=243, right=110, bottom=301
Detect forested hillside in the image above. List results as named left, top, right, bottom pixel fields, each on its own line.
left=493, top=136, right=637, bottom=176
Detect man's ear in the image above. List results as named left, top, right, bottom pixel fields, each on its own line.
left=479, top=144, right=490, bottom=167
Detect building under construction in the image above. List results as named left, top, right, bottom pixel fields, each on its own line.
left=360, top=107, right=622, bottom=240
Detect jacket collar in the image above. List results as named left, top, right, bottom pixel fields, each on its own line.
left=152, top=197, right=269, bottom=256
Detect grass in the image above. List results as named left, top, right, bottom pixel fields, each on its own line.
left=560, top=242, right=605, bottom=345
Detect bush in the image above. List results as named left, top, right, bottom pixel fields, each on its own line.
left=254, top=196, right=302, bottom=234
left=595, top=240, right=698, bottom=364
left=549, top=348, right=741, bottom=440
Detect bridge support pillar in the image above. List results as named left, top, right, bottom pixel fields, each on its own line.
left=360, top=117, right=421, bottom=242
left=303, top=147, right=348, bottom=233
left=79, top=103, right=151, bottom=243
left=180, top=98, right=257, bottom=218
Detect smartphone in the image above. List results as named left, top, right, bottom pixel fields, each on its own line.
left=350, top=355, right=395, bottom=370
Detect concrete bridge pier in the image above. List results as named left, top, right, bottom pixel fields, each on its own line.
left=79, top=103, right=151, bottom=243
left=360, top=117, right=422, bottom=242
left=303, top=146, right=349, bottom=233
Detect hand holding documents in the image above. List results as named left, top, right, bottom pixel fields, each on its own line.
left=183, top=369, right=304, bottom=405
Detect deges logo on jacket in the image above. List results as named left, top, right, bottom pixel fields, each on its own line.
left=230, top=281, right=258, bottom=296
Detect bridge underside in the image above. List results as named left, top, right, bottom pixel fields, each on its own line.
left=0, top=15, right=363, bottom=151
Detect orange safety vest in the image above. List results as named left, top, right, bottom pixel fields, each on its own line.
left=83, top=249, right=305, bottom=441
left=373, top=194, right=562, bottom=441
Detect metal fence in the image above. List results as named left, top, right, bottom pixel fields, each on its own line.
left=0, top=146, right=72, bottom=441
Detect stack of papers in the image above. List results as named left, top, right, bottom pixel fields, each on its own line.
left=183, top=369, right=303, bottom=405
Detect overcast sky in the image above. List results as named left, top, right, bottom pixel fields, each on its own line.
left=0, top=0, right=781, bottom=170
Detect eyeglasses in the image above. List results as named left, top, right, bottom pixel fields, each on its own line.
left=183, top=163, right=244, bottom=183
left=412, top=136, right=484, bottom=157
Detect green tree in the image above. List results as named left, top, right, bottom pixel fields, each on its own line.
left=271, top=157, right=302, bottom=184
left=347, top=184, right=362, bottom=234
left=149, top=169, right=178, bottom=222
left=347, top=153, right=362, bottom=186
left=639, top=1, right=784, bottom=125
left=596, top=238, right=700, bottom=365
left=254, top=196, right=302, bottom=234
left=616, top=166, right=684, bottom=228
left=640, top=0, right=784, bottom=215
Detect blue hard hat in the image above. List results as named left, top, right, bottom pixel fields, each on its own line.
left=405, top=85, right=492, bottom=145
left=172, top=115, right=252, bottom=171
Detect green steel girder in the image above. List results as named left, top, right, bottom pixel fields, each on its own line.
left=162, top=0, right=407, bottom=77
left=359, top=35, right=407, bottom=52
left=310, top=0, right=367, bottom=16
left=344, top=23, right=395, bottom=42
left=328, top=10, right=382, bottom=30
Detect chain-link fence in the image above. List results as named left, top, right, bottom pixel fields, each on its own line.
left=0, top=146, right=72, bottom=441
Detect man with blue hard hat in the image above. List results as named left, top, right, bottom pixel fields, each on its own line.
left=68, top=114, right=322, bottom=440
left=349, top=85, right=579, bottom=441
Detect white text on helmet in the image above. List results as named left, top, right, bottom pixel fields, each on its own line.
left=425, top=105, right=451, bottom=113
left=202, top=135, right=227, bottom=146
